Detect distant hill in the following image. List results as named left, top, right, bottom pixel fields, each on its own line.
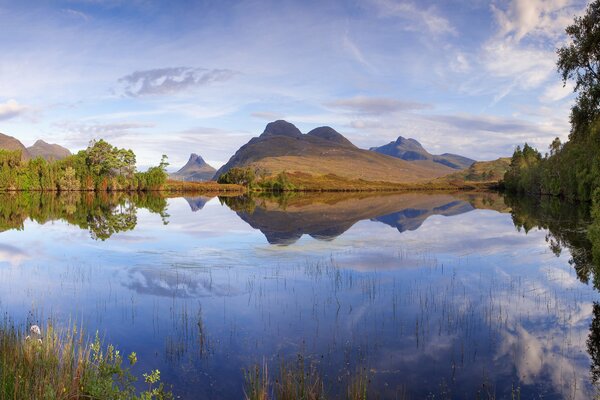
left=0, top=132, right=30, bottom=160
left=370, top=136, right=475, bottom=170
left=170, top=154, right=217, bottom=182
left=213, top=120, right=455, bottom=183
left=442, top=158, right=511, bottom=183
left=27, top=140, right=71, bottom=161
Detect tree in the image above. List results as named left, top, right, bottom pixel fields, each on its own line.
left=557, top=0, right=600, bottom=136
left=217, top=167, right=255, bottom=187
left=58, top=167, right=81, bottom=192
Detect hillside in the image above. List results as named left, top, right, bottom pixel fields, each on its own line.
left=214, top=121, right=455, bottom=183
left=442, top=158, right=511, bottom=183
left=27, top=140, right=71, bottom=161
left=170, top=153, right=216, bottom=182
left=0, top=133, right=30, bottom=160
left=370, top=136, right=475, bottom=170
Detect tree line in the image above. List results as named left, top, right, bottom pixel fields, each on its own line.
left=504, top=0, right=600, bottom=204
left=0, top=139, right=169, bottom=192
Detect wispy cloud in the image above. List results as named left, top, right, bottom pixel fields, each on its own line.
left=251, top=111, right=284, bottom=121
left=0, top=99, right=27, bottom=121
left=56, top=121, right=154, bottom=147
left=62, top=8, right=91, bottom=22
left=325, top=96, right=431, bottom=115
left=118, top=67, right=238, bottom=97
left=368, top=0, right=457, bottom=36
left=479, top=0, right=586, bottom=102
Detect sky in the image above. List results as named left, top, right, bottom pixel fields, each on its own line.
left=0, top=0, right=589, bottom=170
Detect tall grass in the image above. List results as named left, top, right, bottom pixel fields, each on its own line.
left=0, top=320, right=172, bottom=400
left=244, top=355, right=369, bottom=400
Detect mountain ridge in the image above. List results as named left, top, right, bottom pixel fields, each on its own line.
left=370, top=136, right=475, bottom=170
left=170, top=153, right=217, bottom=182
left=213, top=120, right=456, bottom=183
left=27, top=140, right=71, bottom=161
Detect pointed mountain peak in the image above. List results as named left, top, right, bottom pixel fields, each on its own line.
left=187, top=153, right=206, bottom=164
left=260, top=120, right=302, bottom=138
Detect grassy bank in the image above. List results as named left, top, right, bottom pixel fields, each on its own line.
left=0, top=321, right=172, bottom=400
left=220, top=169, right=499, bottom=193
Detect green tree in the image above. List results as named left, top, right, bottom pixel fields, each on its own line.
left=557, top=0, right=600, bottom=137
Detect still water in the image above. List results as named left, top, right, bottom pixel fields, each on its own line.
left=0, top=191, right=597, bottom=399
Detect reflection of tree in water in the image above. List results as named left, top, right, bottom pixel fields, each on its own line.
left=505, top=193, right=599, bottom=289
left=0, top=191, right=169, bottom=240
left=507, top=194, right=600, bottom=392
left=588, top=303, right=600, bottom=389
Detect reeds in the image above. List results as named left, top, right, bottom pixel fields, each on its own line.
left=244, top=355, right=369, bottom=400
left=0, top=319, right=172, bottom=400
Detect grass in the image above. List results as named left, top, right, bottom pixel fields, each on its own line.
left=439, top=158, right=511, bottom=184
left=244, top=355, right=370, bottom=400
left=252, top=171, right=496, bottom=192
left=0, top=320, right=172, bottom=400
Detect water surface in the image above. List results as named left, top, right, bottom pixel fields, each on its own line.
left=0, top=191, right=598, bottom=399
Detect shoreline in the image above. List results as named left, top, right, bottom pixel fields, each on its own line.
left=0, top=180, right=501, bottom=194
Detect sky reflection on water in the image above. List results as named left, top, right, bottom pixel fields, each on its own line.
left=0, top=192, right=596, bottom=399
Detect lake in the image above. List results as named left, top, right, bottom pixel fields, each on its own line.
left=0, top=191, right=598, bottom=399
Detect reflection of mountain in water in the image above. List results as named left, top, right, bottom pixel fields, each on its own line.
left=184, top=197, right=211, bottom=212
left=225, top=193, right=505, bottom=245
left=375, top=200, right=474, bottom=232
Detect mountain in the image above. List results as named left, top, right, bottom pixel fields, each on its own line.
left=0, top=132, right=30, bottom=160
left=213, top=120, right=455, bottom=183
left=170, top=153, right=217, bottom=182
left=370, top=136, right=475, bottom=170
left=27, top=140, right=71, bottom=161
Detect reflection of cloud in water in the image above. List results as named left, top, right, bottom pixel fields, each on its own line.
left=0, top=243, right=29, bottom=267
left=124, top=267, right=244, bottom=298
left=495, top=322, right=592, bottom=399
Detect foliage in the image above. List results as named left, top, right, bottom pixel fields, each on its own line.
left=506, top=3, right=600, bottom=201
left=0, top=140, right=167, bottom=193
left=217, top=167, right=256, bottom=187
left=0, top=320, right=172, bottom=400
left=557, top=0, right=600, bottom=136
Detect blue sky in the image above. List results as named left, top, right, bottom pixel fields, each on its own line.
left=0, top=0, right=588, bottom=169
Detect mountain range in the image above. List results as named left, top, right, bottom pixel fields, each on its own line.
left=169, top=153, right=216, bottom=182
left=0, top=133, right=71, bottom=161
left=213, top=120, right=463, bottom=183
left=0, top=121, right=481, bottom=185
left=369, top=136, right=475, bottom=170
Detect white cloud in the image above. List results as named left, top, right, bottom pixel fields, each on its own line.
left=540, top=81, right=574, bottom=103
left=0, top=99, right=27, bottom=121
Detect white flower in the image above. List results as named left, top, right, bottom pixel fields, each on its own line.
left=25, top=335, right=30, bottom=341
left=30, top=325, right=41, bottom=336
left=37, top=339, right=42, bottom=344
